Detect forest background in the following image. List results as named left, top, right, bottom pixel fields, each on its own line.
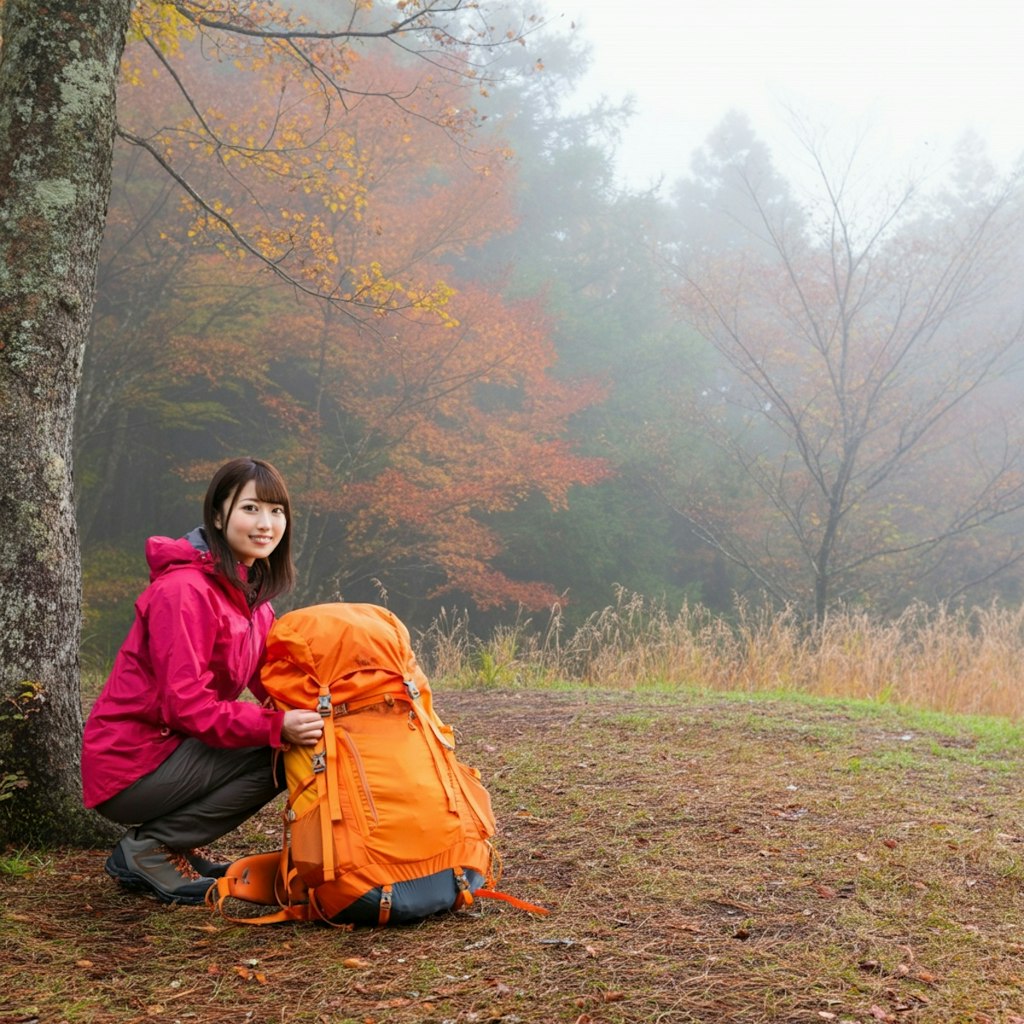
left=76, top=0, right=1024, bottom=667
left=6, top=8, right=1024, bottom=1016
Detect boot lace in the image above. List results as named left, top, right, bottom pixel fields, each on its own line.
left=167, top=849, right=204, bottom=881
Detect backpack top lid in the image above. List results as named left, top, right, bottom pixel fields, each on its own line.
left=262, top=603, right=420, bottom=707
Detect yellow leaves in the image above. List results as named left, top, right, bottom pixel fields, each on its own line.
left=127, top=1, right=195, bottom=53
left=345, top=262, right=458, bottom=324
left=122, top=0, right=195, bottom=86
left=303, top=222, right=340, bottom=269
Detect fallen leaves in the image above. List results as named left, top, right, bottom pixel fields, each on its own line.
left=233, top=963, right=269, bottom=984
left=512, top=811, right=549, bottom=825
left=570, top=989, right=628, bottom=1020
left=770, top=804, right=809, bottom=821
left=857, top=959, right=939, bottom=985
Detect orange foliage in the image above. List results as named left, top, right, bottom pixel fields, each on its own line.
left=97, top=8, right=608, bottom=609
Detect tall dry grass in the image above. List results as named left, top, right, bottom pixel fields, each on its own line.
left=417, top=588, right=1024, bottom=720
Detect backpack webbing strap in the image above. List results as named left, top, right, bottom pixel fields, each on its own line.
left=405, top=679, right=455, bottom=751
left=273, top=838, right=303, bottom=909
left=403, top=680, right=460, bottom=812
left=306, top=886, right=355, bottom=929
left=473, top=888, right=551, bottom=916
left=210, top=898, right=313, bottom=926
left=451, top=865, right=549, bottom=917
left=316, top=684, right=344, bottom=883
left=448, top=759, right=493, bottom=833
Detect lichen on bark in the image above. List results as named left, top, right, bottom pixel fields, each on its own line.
left=0, top=0, right=132, bottom=847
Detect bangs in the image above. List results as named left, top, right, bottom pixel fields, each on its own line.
left=251, top=466, right=290, bottom=508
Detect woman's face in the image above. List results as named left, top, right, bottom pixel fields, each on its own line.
left=215, top=481, right=287, bottom=566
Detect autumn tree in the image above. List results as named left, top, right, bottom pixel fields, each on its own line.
left=667, top=121, right=1024, bottom=622
left=448, top=28, right=716, bottom=620
left=75, top=14, right=606, bottom=635
left=0, top=0, right=539, bottom=845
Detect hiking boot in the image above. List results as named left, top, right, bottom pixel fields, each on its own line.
left=185, top=848, right=232, bottom=879
left=105, top=829, right=216, bottom=905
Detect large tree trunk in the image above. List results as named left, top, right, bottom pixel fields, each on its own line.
left=0, top=0, right=131, bottom=845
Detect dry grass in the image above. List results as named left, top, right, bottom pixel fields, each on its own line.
left=419, top=593, right=1024, bottom=720
left=4, top=688, right=1024, bottom=1023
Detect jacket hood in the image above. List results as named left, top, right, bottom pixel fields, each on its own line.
left=145, top=527, right=212, bottom=583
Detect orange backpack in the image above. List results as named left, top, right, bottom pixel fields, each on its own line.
left=208, top=602, right=546, bottom=926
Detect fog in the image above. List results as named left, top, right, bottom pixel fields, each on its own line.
left=68, top=0, right=1024, bottom=653
left=553, top=0, right=1024, bottom=190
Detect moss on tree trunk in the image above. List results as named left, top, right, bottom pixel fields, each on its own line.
left=0, top=0, right=132, bottom=846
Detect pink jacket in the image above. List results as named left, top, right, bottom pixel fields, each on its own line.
left=81, top=531, right=285, bottom=808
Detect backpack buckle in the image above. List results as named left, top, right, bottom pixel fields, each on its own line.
left=312, top=751, right=327, bottom=774
left=453, top=869, right=474, bottom=910
left=317, top=694, right=331, bottom=716
left=404, top=678, right=421, bottom=700
left=378, top=885, right=393, bottom=927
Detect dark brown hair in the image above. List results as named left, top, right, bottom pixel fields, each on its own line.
left=202, top=457, right=295, bottom=604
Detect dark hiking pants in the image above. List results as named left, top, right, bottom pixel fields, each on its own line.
left=95, top=739, right=284, bottom=850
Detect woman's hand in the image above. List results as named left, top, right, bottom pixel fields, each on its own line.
left=281, top=709, right=325, bottom=746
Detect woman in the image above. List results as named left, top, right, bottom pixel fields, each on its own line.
left=81, top=457, right=323, bottom=904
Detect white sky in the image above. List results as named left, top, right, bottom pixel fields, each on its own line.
left=548, top=0, right=1024, bottom=190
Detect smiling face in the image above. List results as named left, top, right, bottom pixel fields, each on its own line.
left=215, top=482, right=287, bottom=566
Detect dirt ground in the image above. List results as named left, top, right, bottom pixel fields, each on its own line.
left=3, top=688, right=1024, bottom=1024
